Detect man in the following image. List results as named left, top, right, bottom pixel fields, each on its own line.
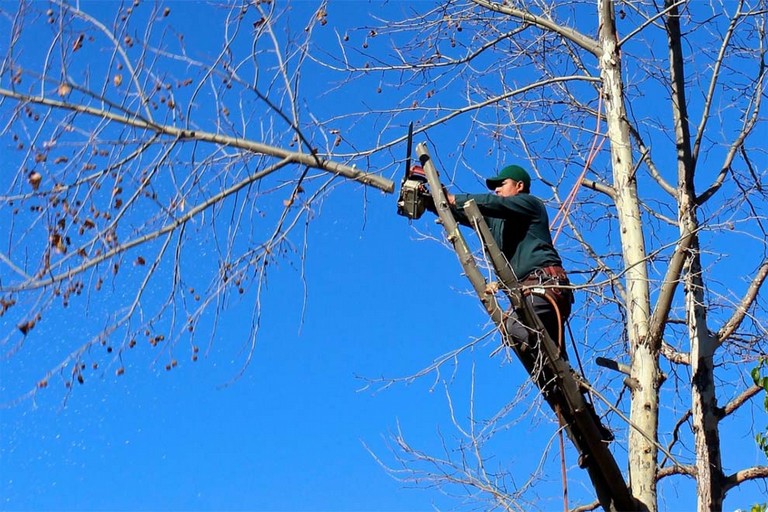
left=422, top=164, right=616, bottom=442
left=433, top=164, right=573, bottom=354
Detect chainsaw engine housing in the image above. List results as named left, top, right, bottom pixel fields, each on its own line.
left=397, top=178, right=427, bottom=219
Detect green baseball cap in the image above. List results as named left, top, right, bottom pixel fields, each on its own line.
left=485, top=164, right=531, bottom=192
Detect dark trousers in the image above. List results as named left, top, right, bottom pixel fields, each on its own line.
left=504, top=294, right=565, bottom=357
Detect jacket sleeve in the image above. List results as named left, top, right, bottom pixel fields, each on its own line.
left=454, top=193, right=538, bottom=220
left=421, top=193, right=473, bottom=227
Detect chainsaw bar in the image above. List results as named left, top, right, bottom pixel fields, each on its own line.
left=403, top=121, right=414, bottom=185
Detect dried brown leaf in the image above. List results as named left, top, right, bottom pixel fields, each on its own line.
left=73, top=34, right=84, bottom=51
left=18, top=319, right=35, bottom=335
left=28, top=171, right=42, bottom=190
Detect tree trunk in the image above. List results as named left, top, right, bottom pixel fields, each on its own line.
left=686, top=237, right=725, bottom=511
left=598, top=1, right=658, bottom=510
left=662, top=2, right=725, bottom=508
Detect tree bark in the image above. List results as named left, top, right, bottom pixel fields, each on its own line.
left=686, top=239, right=724, bottom=511
left=663, top=2, right=725, bottom=509
left=598, top=1, right=658, bottom=510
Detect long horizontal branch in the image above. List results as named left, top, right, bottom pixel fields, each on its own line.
left=0, top=87, right=394, bottom=193
left=723, top=466, right=768, bottom=494
left=717, top=260, right=768, bottom=346
left=470, top=0, right=603, bottom=57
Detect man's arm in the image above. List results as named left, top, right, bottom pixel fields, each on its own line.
left=422, top=190, right=472, bottom=226
left=444, top=192, right=471, bottom=225
left=453, top=193, right=538, bottom=220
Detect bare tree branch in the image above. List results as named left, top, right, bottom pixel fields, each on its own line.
left=311, top=25, right=530, bottom=73
left=626, top=123, right=676, bottom=196
left=719, top=385, right=763, bottom=419
left=660, top=341, right=690, bottom=365
left=581, top=178, right=616, bottom=199
left=717, top=260, right=768, bottom=346
left=697, top=23, right=767, bottom=205
left=723, top=466, right=768, bottom=493
left=571, top=500, right=600, bottom=512
left=1, top=156, right=293, bottom=293
left=660, top=410, right=691, bottom=469
left=691, top=0, right=744, bottom=167
left=470, top=0, right=603, bottom=57
left=645, top=231, right=694, bottom=352
left=617, top=1, right=686, bottom=49
left=0, top=87, right=393, bottom=192
left=657, top=465, right=696, bottom=480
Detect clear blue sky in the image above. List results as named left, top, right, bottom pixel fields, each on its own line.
left=1, top=1, right=766, bottom=511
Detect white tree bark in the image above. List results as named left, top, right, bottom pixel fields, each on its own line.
left=686, top=242, right=724, bottom=511
left=598, top=1, right=657, bottom=510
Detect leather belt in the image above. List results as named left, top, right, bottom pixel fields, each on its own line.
left=521, top=265, right=568, bottom=284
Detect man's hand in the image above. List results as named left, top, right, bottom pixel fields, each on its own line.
left=418, top=183, right=454, bottom=212
left=420, top=190, right=436, bottom=213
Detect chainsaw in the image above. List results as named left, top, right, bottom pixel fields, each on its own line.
left=396, top=122, right=430, bottom=220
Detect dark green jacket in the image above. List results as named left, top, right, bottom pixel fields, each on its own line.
left=452, top=192, right=562, bottom=280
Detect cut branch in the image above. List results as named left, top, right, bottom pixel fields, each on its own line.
left=581, top=178, right=616, bottom=199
